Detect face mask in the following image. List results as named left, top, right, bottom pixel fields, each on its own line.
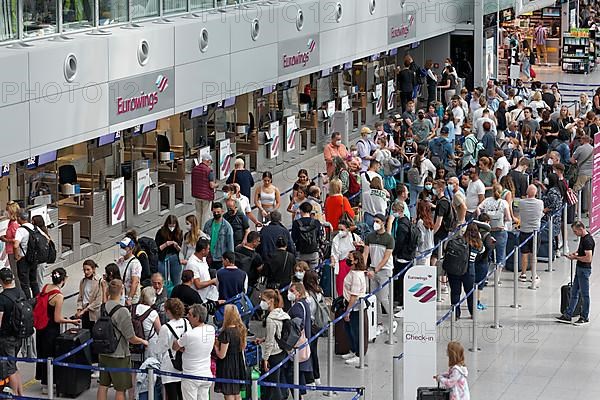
left=406, top=139, right=413, bottom=144
left=448, top=183, right=455, bottom=192
left=393, top=212, right=401, bottom=218
left=444, top=63, right=450, bottom=67
left=259, top=300, right=269, bottom=311
left=119, top=248, right=127, bottom=257
left=213, top=213, right=222, bottom=220
left=295, top=271, right=305, bottom=280
left=336, top=140, right=342, bottom=146
left=547, top=159, right=554, bottom=166
left=373, top=222, right=382, bottom=232
left=287, top=291, right=296, bottom=303
left=366, top=134, right=372, bottom=139
left=339, top=231, right=349, bottom=238
left=229, top=209, right=236, bottom=215
left=424, top=184, right=433, bottom=191
left=168, top=226, right=175, bottom=232
left=544, top=178, right=549, bottom=185
left=432, top=188, right=438, bottom=196
left=418, top=114, right=424, bottom=120
left=508, top=143, right=514, bottom=149
left=389, top=123, right=396, bottom=128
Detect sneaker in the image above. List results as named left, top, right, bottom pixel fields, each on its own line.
left=519, top=273, right=527, bottom=282
left=345, top=356, right=360, bottom=365
left=314, top=379, right=322, bottom=385
left=477, top=302, right=487, bottom=310
left=394, top=308, right=404, bottom=319
left=341, top=352, right=356, bottom=360
left=556, top=315, right=572, bottom=324
left=376, top=323, right=385, bottom=336
left=91, top=370, right=100, bottom=379
left=41, top=385, right=48, bottom=395
left=441, top=285, right=449, bottom=294
left=574, top=317, right=590, bottom=326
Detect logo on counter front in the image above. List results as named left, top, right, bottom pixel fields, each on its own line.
left=282, top=38, right=317, bottom=69
left=390, top=14, right=415, bottom=39
left=116, top=74, right=169, bottom=115
left=408, top=283, right=436, bottom=303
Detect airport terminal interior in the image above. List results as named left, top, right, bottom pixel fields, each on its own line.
left=1, top=0, right=600, bottom=399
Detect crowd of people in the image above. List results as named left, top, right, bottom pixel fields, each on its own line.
left=0, top=70, right=597, bottom=400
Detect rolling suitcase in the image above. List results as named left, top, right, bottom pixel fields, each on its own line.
left=54, top=328, right=92, bottom=398
left=561, top=259, right=583, bottom=317
left=365, top=295, right=378, bottom=343
left=416, top=384, right=451, bottom=400
left=333, top=300, right=369, bottom=355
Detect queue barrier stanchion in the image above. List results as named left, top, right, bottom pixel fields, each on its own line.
left=530, top=231, right=538, bottom=290
left=148, top=368, right=155, bottom=400
left=578, top=191, right=582, bottom=221
left=392, top=354, right=402, bottom=400
left=293, top=350, right=300, bottom=400
left=251, top=377, right=260, bottom=400
left=450, top=304, right=455, bottom=341
left=511, top=243, right=521, bottom=308
left=326, top=315, right=335, bottom=397
left=386, top=276, right=395, bottom=345
left=491, top=256, right=502, bottom=329
left=469, top=288, right=480, bottom=352
left=358, top=299, right=366, bottom=369
left=548, top=215, right=554, bottom=272
left=563, top=205, right=570, bottom=256
left=47, top=358, right=54, bottom=400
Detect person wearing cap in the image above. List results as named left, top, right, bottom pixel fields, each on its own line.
left=117, top=237, right=142, bottom=305
left=363, top=213, right=396, bottom=335
left=357, top=126, right=377, bottom=172
left=324, top=132, right=349, bottom=177
left=13, top=211, right=38, bottom=299
left=192, top=152, right=218, bottom=228
left=429, top=127, right=454, bottom=168
left=413, top=109, right=435, bottom=145
left=258, top=211, right=296, bottom=260
left=0, top=268, right=26, bottom=395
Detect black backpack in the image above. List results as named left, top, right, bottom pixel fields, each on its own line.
left=442, top=237, right=469, bottom=276
left=92, top=304, right=124, bottom=355
left=276, top=317, right=303, bottom=352
left=439, top=198, right=458, bottom=232
left=138, top=237, right=159, bottom=274
left=21, top=226, right=51, bottom=264
left=394, top=218, right=421, bottom=260
left=130, top=303, right=155, bottom=354
left=295, top=219, right=320, bottom=254
left=1, top=290, right=34, bottom=339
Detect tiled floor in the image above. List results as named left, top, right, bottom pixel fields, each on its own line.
left=15, top=65, right=600, bottom=400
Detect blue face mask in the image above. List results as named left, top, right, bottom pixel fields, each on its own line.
left=424, top=184, right=433, bottom=191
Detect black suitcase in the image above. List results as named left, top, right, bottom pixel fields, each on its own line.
left=417, top=385, right=451, bottom=400
left=54, top=328, right=92, bottom=398
left=561, top=260, right=583, bottom=317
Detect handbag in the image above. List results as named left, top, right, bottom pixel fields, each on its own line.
left=294, top=302, right=311, bottom=363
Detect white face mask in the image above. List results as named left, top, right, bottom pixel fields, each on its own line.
left=373, top=222, right=382, bottom=232
left=544, top=178, right=549, bottom=185
left=336, top=140, right=342, bottom=146
left=287, top=291, right=296, bottom=303
left=259, top=300, right=269, bottom=311
left=339, top=230, right=349, bottom=238
left=119, top=248, right=128, bottom=257
left=547, top=159, right=554, bottom=166
left=169, top=226, right=175, bottom=232
left=508, top=143, right=514, bottom=149
left=295, top=271, right=305, bottom=280
left=448, top=183, right=455, bottom=192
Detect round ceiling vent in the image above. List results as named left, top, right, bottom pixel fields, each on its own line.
left=251, top=18, right=260, bottom=41
left=335, top=2, right=343, bottom=23
left=199, top=28, right=209, bottom=53
left=138, top=39, right=150, bottom=66
left=296, top=9, right=304, bottom=31
left=64, top=53, right=78, bottom=83
left=369, top=0, right=376, bottom=15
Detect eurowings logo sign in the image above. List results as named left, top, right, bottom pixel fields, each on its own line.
left=283, top=38, right=317, bottom=69
left=408, top=283, right=437, bottom=303
left=388, top=12, right=417, bottom=45
left=278, top=36, right=320, bottom=75
left=117, top=74, right=169, bottom=115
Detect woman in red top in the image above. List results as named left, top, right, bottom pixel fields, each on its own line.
left=0, top=201, right=21, bottom=286
left=324, top=179, right=355, bottom=233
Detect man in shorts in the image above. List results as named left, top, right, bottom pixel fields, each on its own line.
left=97, top=279, right=148, bottom=400
left=0, top=268, right=26, bottom=395
left=518, top=185, right=544, bottom=284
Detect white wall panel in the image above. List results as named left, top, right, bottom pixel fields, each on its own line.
left=0, top=50, right=29, bottom=107
left=230, top=44, right=277, bottom=95
left=277, top=0, right=320, bottom=42
left=27, top=36, right=109, bottom=100
left=108, top=23, right=175, bottom=81
left=174, top=14, right=231, bottom=66
left=356, top=0, right=388, bottom=23
left=229, top=4, right=278, bottom=53
left=354, top=18, right=387, bottom=56
left=320, top=0, right=356, bottom=32
left=29, top=84, right=109, bottom=151
left=319, top=25, right=356, bottom=65
left=0, top=102, right=30, bottom=162
left=175, top=55, right=230, bottom=112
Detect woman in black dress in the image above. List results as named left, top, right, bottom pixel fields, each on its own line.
left=214, top=304, right=247, bottom=399
left=35, top=268, right=80, bottom=394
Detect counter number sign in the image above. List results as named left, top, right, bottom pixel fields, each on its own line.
left=1, top=164, right=9, bottom=177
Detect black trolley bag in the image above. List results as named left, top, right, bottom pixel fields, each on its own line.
left=417, top=382, right=451, bottom=400
left=561, top=259, right=583, bottom=317
left=54, top=328, right=92, bottom=398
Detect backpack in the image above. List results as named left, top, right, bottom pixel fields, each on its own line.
left=21, top=226, right=51, bottom=265
left=1, top=290, right=34, bottom=339
left=429, top=138, right=446, bottom=168
left=439, top=197, right=458, bottom=232
left=310, top=292, right=331, bottom=332
left=296, top=219, right=320, bottom=254
left=466, top=135, right=485, bottom=161
left=32, top=285, right=61, bottom=330
left=346, top=170, right=361, bottom=196
left=407, top=167, right=422, bottom=185
left=165, top=320, right=188, bottom=371
left=276, top=317, right=303, bottom=352
left=395, top=218, right=421, bottom=260
left=92, top=304, right=124, bottom=355
left=138, top=237, right=159, bottom=274
left=442, top=237, right=469, bottom=276
left=129, top=303, right=155, bottom=354
left=484, top=199, right=505, bottom=227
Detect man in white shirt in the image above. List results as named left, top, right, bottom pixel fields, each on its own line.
left=451, top=96, right=465, bottom=137
left=173, top=304, right=215, bottom=400
left=117, top=237, right=142, bottom=305
left=471, top=97, right=488, bottom=123
left=357, top=126, right=377, bottom=172
left=231, top=183, right=262, bottom=227
left=13, top=211, right=39, bottom=299
left=475, top=109, right=498, bottom=140
left=465, top=168, right=485, bottom=219
left=186, top=238, right=218, bottom=302
left=494, top=149, right=511, bottom=180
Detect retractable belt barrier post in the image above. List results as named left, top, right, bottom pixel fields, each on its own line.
left=148, top=369, right=155, bottom=400
left=548, top=216, right=554, bottom=272
left=563, top=205, right=570, bottom=256
left=512, top=244, right=521, bottom=309
left=469, top=287, right=480, bottom=352
left=358, top=300, right=366, bottom=369
left=293, top=350, right=300, bottom=400
left=387, top=276, right=395, bottom=345
left=392, top=354, right=402, bottom=400
left=47, top=358, right=54, bottom=400
left=491, top=249, right=501, bottom=329
left=530, top=231, right=538, bottom=290
left=578, top=191, right=582, bottom=220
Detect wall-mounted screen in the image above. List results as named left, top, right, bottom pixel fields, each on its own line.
left=344, top=62, right=353, bottom=70
left=37, top=151, right=57, bottom=166
left=223, top=97, right=236, bottom=108
left=190, top=106, right=208, bottom=118
left=142, top=120, right=157, bottom=133
left=262, top=85, right=275, bottom=95
left=98, top=133, right=116, bottom=146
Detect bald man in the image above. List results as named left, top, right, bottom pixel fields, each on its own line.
left=518, top=185, right=544, bottom=282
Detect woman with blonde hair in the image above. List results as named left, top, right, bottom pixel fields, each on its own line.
left=180, top=214, right=207, bottom=265
left=578, top=93, right=593, bottom=119
left=434, top=341, right=470, bottom=400
left=0, top=201, right=21, bottom=286
left=477, top=184, right=510, bottom=268
left=214, top=304, right=247, bottom=400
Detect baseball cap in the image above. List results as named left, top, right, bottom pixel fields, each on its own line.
left=201, top=153, right=213, bottom=161
left=440, top=127, right=449, bottom=135
left=0, top=268, right=14, bottom=283
left=117, top=237, right=135, bottom=248
left=360, top=127, right=372, bottom=135
left=417, top=109, right=425, bottom=114
left=374, top=213, right=386, bottom=222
